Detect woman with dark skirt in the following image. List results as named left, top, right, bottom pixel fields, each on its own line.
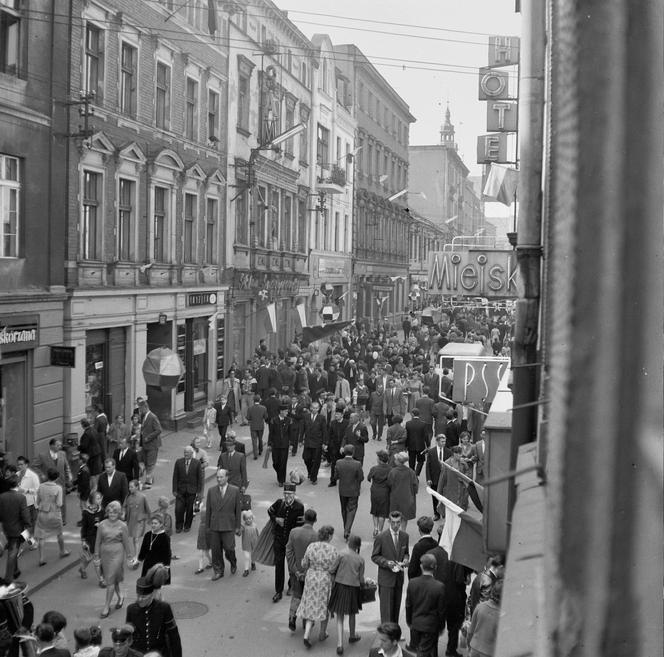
left=136, top=513, right=171, bottom=598
left=328, top=534, right=365, bottom=655
left=367, top=450, right=391, bottom=537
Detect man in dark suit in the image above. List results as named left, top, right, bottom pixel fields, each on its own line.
left=335, top=445, right=364, bottom=540
left=405, top=409, right=429, bottom=475
left=97, top=458, right=129, bottom=508
left=325, top=407, right=348, bottom=486
left=219, top=429, right=246, bottom=454
left=268, top=405, right=291, bottom=487
left=425, top=435, right=452, bottom=520
left=302, top=401, right=327, bottom=485
left=414, top=388, right=435, bottom=444
left=470, top=429, right=487, bottom=484
left=341, top=412, right=369, bottom=465
left=405, top=554, right=446, bottom=657
left=407, top=516, right=439, bottom=580
left=246, top=394, right=268, bottom=458
left=285, top=508, right=318, bottom=631
left=113, top=436, right=140, bottom=483
left=0, top=474, right=32, bottom=581
left=444, top=410, right=463, bottom=449
left=205, top=468, right=242, bottom=580
left=33, top=438, right=72, bottom=524
left=139, top=401, right=162, bottom=488
left=372, top=510, right=410, bottom=624
left=172, top=445, right=204, bottom=533
left=217, top=437, right=248, bottom=491
left=268, top=484, right=304, bottom=602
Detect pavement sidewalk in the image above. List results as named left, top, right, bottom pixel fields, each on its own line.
left=25, top=420, right=255, bottom=594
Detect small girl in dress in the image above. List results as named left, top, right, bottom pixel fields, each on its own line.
left=123, top=479, right=151, bottom=555
left=240, top=510, right=259, bottom=576
left=204, top=401, right=217, bottom=449
left=194, top=499, right=212, bottom=574
left=158, top=496, right=178, bottom=560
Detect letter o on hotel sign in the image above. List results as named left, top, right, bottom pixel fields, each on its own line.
left=478, top=67, right=508, bottom=100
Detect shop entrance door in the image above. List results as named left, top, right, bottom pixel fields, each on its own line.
left=0, top=356, right=28, bottom=461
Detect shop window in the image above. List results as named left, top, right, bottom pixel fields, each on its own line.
left=216, top=317, right=225, bottom=380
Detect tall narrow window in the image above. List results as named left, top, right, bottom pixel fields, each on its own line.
left=184, top=192, right=196, bottom=262
left=336, top=137, right=341, bottom=165
left=119, top=42, right=137, bottom=117
left=82, top=170, right=101, bottom=260
left=0, top=1, right=21, bottom=77
left=283, top=195, right=292, bottom=250
left=334, top=212, right=340, bottom=251
left=185, top=77, right=198, bottom=140
left=85, top=23, right=103, bottom=100
left=155, top=61, right=170, bottom=129
left=208, top=89, right=219, bottom=141
left=344, top=214, right=349, bottom=251
left=0, top=154, right=20, bottom=257
left=206, top=197, right=217, bottom=263
left=235, top=190, right=248, bottom=245
left=237, top=73, right=249, bottom=132
left=153, top=186, right=167, bottom=262
left=345, top=143, right=351, bottom=179
left=299, top=105, right=309, bottom=164
left=284, top=102, right=295, bottom=155
left=323, top=211, right=329, bottom=251
left=316, top=124, right=329, bottom=168
left=117, top=178, right=134, bottom=261
left=297, top=197, right=306, bottom=252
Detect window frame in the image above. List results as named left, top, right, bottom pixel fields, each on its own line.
left=183, top=191, right=197, bottom=263
left=119, top=41, right=137, bottom=117
left=207, top=88, right=219, bottom=141
left=152, top=184, right=170, bottom=263
left=237, top=71, right=250, bottom=133
left=205, top=196, right=218, bottom=264
left=0, top=153, right=20, bottom=258
left=155, top=60, right=171, bottom=130
left=84, top=21, right=104, bottom=101
left=0, top=0, right=21, bottom=77
left=316, top=124, right=330, bottom=168
left=81, top=168, right=103, bottom=261
left=185, top=76, right=199, bottom=141
left=117, top=176, right=135, bottom=261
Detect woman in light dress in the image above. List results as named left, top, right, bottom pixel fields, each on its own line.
left=34, top=468, right=70, bottom=565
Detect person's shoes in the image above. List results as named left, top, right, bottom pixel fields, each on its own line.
left=59, top=551, right=71, bottom=558
left=79, top=568, right=88, bottom=579
left=303, top=638, right=312, bottom=649
left=286, top=585, right=292, bottom=596
left=176, top=528, right=183, bottom=534
left=184, top=527, right=191, bottom=533
left=231, top=564, right=237, bottom=574
left=254, top=456, right=258, bottom=460
left=211, top=572, right=224, bottom=581
left=99, top=579, right=107, bottom=588
left=172, top=555, right=180, bottom=560
left=39, top=561, right=46, bottom=567
left=242, top=569, right=249, bottom=577
left=272, top=592, right=282, bottom=603
left=328, top=481, right=336, bottom=487
left=319, top=633, right=329, bottom=642
left=194, top=568, right=205, bottom=574
left=115, top=595, right=125, bottom=609
left=251, top=562, right=256, bottom=571
left=76, top=520, right=83, bottom=527
left=13, top=570, right=20, bottom=579
left=205, top=564, right=213, bottom=570
left=288, top=616, right=297, bottom=632
left=336, top=647, right=344, bottom=655
left=100, top=608, right=110, bottom=619
left=349, top=635, right=361, bottom=643
left=311, top=480, right=317, bottom=485
left=343, top=533, right=349, bottom=541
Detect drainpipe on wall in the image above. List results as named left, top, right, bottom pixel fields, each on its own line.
left=511, top=0, right=546, bottom=460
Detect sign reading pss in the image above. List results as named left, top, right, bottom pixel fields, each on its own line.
left=452, top=357, right=510, bottom=404
left=428, top=250, right=518, bottom=297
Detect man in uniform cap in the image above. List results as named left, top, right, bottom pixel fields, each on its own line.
left=268, top=404, right=292, bottom=486
left=267, top=483, right=304, bottom=602
left=125, top=577, right=182, bottom=657
left=98, top=624, right=142, bottom=657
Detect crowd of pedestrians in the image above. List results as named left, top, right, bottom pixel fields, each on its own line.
left=0, top=307, right=508, bottom=657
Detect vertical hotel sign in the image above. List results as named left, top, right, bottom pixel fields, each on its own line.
left=477, top=36, right=520, bottom=165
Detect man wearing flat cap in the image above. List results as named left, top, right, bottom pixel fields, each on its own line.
left=268, top=404, right=292, bottom=486
left=217, top=436, right=248, bottom=491
left=267, top=484, right=304, bottom=603
left=125, top=577, right=182, bottom=657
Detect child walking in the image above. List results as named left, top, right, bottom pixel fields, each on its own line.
left=79, top=491, right=106, bottom=586
left=194, top=500, right=212, bottom=574
left=240, top=510, right=259, bottom=576
left=158, top=496, right=178, bottom=560
left=123, top=479, right=151, bottom=555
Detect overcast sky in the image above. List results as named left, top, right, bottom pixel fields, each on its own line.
left=281, top=0, right=521, bottom=179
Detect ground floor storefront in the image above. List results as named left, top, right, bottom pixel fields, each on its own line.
left=354, top=263, right=408, bottom=329
left=63, top=288, right=226, bottom=432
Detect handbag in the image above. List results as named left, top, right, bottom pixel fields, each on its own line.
left=359, top=581, right=377, bottom=604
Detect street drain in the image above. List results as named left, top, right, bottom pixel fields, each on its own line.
left=170, top=601, right=209, bottom=619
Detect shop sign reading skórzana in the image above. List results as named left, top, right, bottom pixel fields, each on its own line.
left=0, top=315, right=39, bottom=352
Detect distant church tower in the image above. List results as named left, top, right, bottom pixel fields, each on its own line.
left=440, top=103, right=457, bottom=150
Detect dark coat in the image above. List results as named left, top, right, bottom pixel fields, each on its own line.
left=268, top=416, right=292, bottom=450
left=414, top=396, right=435, bottom=425
left=264, top=396, right=281, bottom=421
left=408, top=536, right=439, bottom=580
left=335, top=457, right=364, bottom=497
left=0, top=489, right=31, bottom=538
left=406, top=574, right=446, bottom=633
left=205, top=483, right=241, bottom=532
left=97, top=470, right=129, bottom=508
left=267, top=497, right=304, bottom=545
left=341, top=422, right=369, bottom=461
left=405, top=417, right=429, bottom=453
left=141, top=410, right=162, bottom=452
left=113, top=446, right=141, bottom=482
left=425, top=445, right=452, bottom=487
left=303, top=411, right=327, bottom=449
left=216, top=451, right=248, bottom=490
left=371, top=528, right=409, bottom=588
left=79, top=427, right=105, bottom=475
left=125, top=599, right=182, bottom=657
left=387, top=464, right=419, bottom=520
left=172, top=457, right=204, bottom=496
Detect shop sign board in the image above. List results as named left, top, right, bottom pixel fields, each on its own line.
left=187, top=292, right=217, bottom=306
left=0, top=315, right=39, bottom=352
left=428, top=250, right=518, bottom=298
left=50, top=346, right=76, bottom=368
left=452, top=357, right=510, bottom=404
left=234, top=270, right=302, bottom=296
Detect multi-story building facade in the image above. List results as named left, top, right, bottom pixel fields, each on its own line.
left=226, top=0, right=315, bottom=364
left=62, top=0, right=230, bottom=430
left=409, top=107, right=482, bottom=237
left=308, top=35, right=356, bottom=325
left=0, top=1, right=69, bottom=458
left=334, top=44, right=415, bottom=327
